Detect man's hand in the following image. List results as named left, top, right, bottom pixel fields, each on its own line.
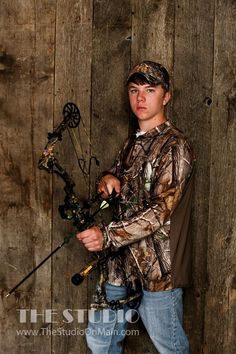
left=98, top=174, right=120, bottom=198
left=77, top=226, right=104, bottom=252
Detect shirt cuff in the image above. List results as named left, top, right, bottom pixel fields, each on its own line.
left=101, top=225, right=112, bottom=250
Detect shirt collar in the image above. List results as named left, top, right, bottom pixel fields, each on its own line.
left=136, top=120, right=171, bottom=139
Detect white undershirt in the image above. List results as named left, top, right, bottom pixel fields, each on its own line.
left=136, top=131, right=146, bottom=138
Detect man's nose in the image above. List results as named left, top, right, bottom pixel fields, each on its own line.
left=137, top=91, right=145, bottom=101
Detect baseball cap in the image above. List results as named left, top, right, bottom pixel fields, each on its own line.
left=127, top=60, right=170, bottom=91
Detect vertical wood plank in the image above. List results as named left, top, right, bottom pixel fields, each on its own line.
left=131, top=0, right=174, bottom=70
left=52, top=1, right=93, bottom=353
left=204, top=0, right=236, bottom=353
left=91, top=0, right=132, bottom=175
left=173, top=1, right=215, bottom=352
left=126, top=1, right=174, bottom=352
left=90, top=1, right=133, bottom=352
left=0, top=0, right=56, bottom=353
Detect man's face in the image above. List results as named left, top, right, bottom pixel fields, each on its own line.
left=127, top=83, right=170, bottom=128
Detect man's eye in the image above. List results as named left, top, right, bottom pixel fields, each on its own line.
left=130, top=89, right=138, bottom=94
left=146, top=88, right=155, bottom=93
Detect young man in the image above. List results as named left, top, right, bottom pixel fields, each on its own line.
left=77, top=61, right=195, bottom=353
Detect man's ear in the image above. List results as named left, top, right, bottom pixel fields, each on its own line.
left=163, top=91, right=171, bottom=106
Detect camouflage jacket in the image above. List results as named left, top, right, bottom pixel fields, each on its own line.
left=102, top=120, right=195, bottom=292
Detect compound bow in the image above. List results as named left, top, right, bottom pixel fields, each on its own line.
left=5, top=102, right=108, bottom=298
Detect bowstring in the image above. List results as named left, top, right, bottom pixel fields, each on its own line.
left=66, top=120, right=92, bottom=189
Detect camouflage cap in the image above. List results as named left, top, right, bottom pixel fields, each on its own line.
left=127, top=60, right=170, bottom=91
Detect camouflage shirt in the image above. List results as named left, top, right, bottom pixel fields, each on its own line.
left=102, top=120, right=195, bottom=292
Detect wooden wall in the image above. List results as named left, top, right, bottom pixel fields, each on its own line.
left=0, top=1, right=235, bottom=353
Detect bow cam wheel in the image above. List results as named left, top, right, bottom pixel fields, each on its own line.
left=63, top=102, right=81, bottom=128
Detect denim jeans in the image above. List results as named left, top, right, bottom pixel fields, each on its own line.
left=86, top=283, right=189, bottom=354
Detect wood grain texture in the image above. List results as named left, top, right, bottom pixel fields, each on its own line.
left=90, top=0, right=131, bottom=174
left=173, top=1, right=215, bottom=352
left=90, top=3, right=132, bottom=348
left=131, top=0, right=174, bottom=70
left=0, top=0, right=235, bottom=353
left=0, top=1, right=55, bottom=353
left=52, top=1, right=93, bottom=353
left=125, top=1, right=174, bottom=353
left=204, top=0, right=236, bottom=353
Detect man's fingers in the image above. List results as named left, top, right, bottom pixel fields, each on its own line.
left=81, top=238, right=103, bottom=251
left=98, top=181, right=110, bottom=198
left=97, top=175, right=121, bottom=199
left=77, top=231, right=96, bottom=243
left=77, top=230, right=89, bottom=240
left=76, top=226, right=103, bottom=251
left=81, top=235, right=96, bottom=245
left=107, top=184, right=114, bottom=195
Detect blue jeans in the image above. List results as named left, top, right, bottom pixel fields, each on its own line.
left=86, top=283, right=189, bottom=354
